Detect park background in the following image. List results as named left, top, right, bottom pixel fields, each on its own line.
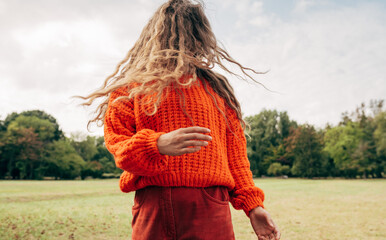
left=0, top=0, right=385, bottom=239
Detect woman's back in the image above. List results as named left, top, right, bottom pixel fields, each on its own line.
left=80, top=0, right=280, bottom=239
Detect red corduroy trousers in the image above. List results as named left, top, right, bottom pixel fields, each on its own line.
left=131, top=185, right=235, bottom=240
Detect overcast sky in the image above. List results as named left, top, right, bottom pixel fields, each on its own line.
left=0, top=0, right=385, bottom=137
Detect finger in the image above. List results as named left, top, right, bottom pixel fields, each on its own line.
left=272, top=221, right=279, bottom=233
left=271, top=222, right=280, bottom=239
left=184, top=132, right=212, bottom=141
left=182, top=126, right=211, bottom=133
left=259, top=234, right=271, bottom=240
left=275, top=230, right=281, bottom=240
left=272, top=227, right=281, bottom=240
left=258, top=235, right=269, bottom=240
left=182, top=146, right=201, bottom=154
left=268, top=232, right=275, bottom=240
left=181, top=140, right=209, bottom=148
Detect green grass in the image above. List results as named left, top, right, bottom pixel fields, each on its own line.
left=0, top=179, right=385, bottom=239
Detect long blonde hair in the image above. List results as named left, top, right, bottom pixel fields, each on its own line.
left=77, top=0, right=268, bottom=139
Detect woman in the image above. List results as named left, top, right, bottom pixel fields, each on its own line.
left=81, top=0, right=281, bottom=239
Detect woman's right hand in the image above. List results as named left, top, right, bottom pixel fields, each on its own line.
left=250, top=207, right=281, bottom=240
left=157, top=126, right=212, bottom=156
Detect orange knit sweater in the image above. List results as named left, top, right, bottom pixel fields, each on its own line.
left=104, top=76, right=265, bottom=216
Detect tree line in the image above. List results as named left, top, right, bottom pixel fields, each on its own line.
left=246, top=99, right=385, bottom=178
left=0, top=99, right=385, bottom=180
left=0, top=110, right=120, bottom=180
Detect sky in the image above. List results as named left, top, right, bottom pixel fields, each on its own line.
left=0, top=0, right=385, bottom=137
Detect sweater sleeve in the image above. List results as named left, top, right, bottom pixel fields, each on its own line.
left=225, top=103, right=265, bottom=217
left=103, top=86, right=169, bottom=176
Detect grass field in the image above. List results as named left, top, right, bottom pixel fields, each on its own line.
left=0, top=179, right=385, bottom=240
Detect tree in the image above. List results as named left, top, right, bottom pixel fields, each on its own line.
left=267, top=162, right=290, bottom=176
left=331, top=100, right=384, bottom=178
left=0, top=118, right=5, bottom=131
left=71, top=135, right=98, bottom=162
left=1, top=120, right=47, bottom=179
left=44, top=140, right=86, bottom=179
left=0, top=111, right=65, bottom=179
left=245, top=110, right=297, bottom=176
left=70, top=134, right=118, bottom=179
left=7, top=115, right=56, bottom=143
left=285, top=124, right=328, bottom=178
left=94, top=136, right=118, bottom=174
left=0, top=119, right=6, bottom=177
left=324, top=122, right=365, bottom=177
left=3, top=110, right=63, bottom=141
left=373, top=111, right=386, bottom=177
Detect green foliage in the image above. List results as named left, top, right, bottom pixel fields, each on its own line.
left=285, top=124, right=328, bottom=178
left=374, top=112, right=386, bottom=158
left=370, top=111, right=386, bottom=177
left=3, top=110, right=63, bottom=140
left=267, top=163, right=290, bottom=176
left=0, top=110, right=116, bottom=180
left=245, top=110, right=296, bottom=176
left=243, top=100, right=384, bottom=178
left=0, top=119, right=5, bottom=131
left=71, top=135, right=99, bottom=162
left=69, top=134, right=120, bottom=179
left=324, top=100, right=385, bottom=178
left=44, top=140, right=86, bottom=179
left=324, top=122, right=363, bottom=176
left=0, top=99, right=385, bottom=179
left=0, top=127, right=44, bottom=179
left=7, top=115, right=56, bottom=143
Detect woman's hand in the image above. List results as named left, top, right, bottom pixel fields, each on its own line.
left=250, top=207, right=281, bottom=240
left=157, top=126, right=212, bottom=156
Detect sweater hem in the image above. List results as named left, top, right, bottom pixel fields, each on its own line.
left=119, top=171, right=236, bottom=193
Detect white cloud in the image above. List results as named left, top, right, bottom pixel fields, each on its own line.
left=0, top=0, right=162, bottom=135
left=0, top=0, right=385, bottom=135
left=293, top=0, right=326, bottom=13
left=233, top=0, right=274, bottom=29
left=221, top=1, right=386, bottom=127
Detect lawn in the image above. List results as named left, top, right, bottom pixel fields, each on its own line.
left=0, top=179, right=385, bottom=240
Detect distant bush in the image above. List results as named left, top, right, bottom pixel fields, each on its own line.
left=267, top=163, right=290, bottom=176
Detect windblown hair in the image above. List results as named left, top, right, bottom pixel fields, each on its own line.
left=77, top=0, right=268, bottom=139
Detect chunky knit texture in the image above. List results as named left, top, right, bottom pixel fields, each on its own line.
left=104, top=77, right=265, bottom=216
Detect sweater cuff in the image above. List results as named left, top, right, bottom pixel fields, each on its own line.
left=142, top=130, right=168, bottom=160
left=116, top=129, right=170, bottom=176
left=230, top=187, right=265, bottom=217
left=244, top=194, right=265, bottom=217
left=131, top=129, right=170, bottom=175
